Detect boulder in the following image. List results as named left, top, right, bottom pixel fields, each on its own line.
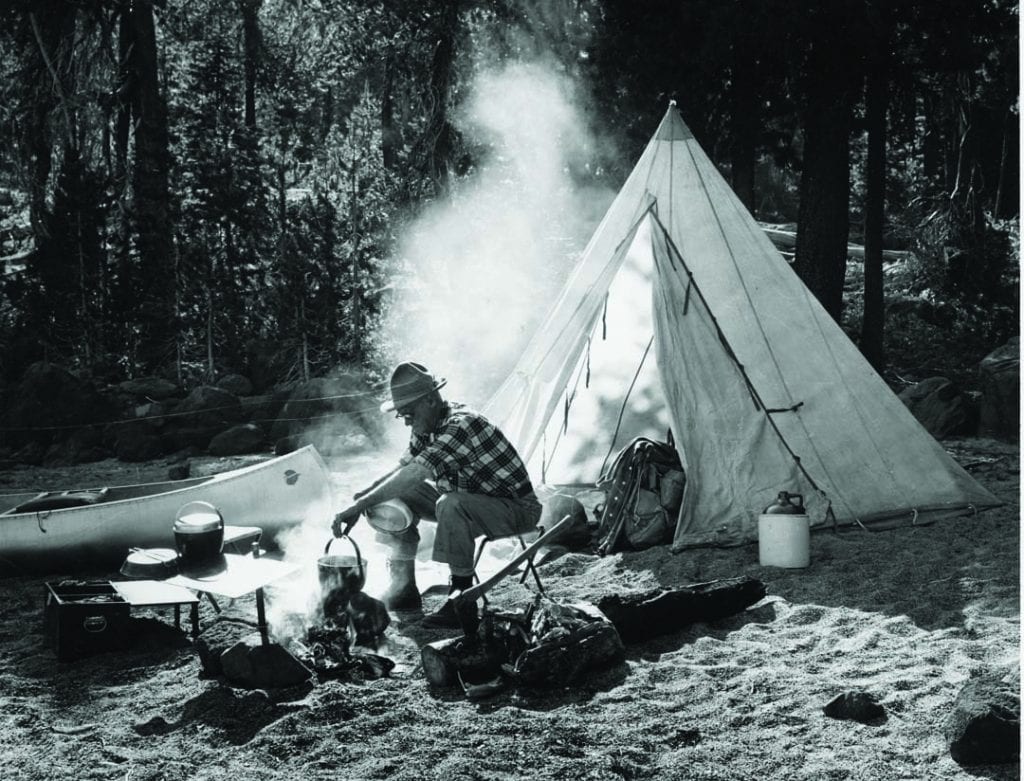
left=898, top=377, right=977, bottom=438
left=240, top=394, right=286, bottom=429
left=268, top=373, right=383, bottom=452
left=118, top=376, right=182, bottom=401
left=42, top=426, right=108, bottom=465
left=133, top=399, right=180, bottom=428
left=160, top=427, right=215, bottom=453
left=174, top=386, right=242, bottom=428
left=978, top=337, right=1019, bottom=442
left=220, top=641, right=314, bottom=689
left=216, top=373, right=253, bottom=397
left=208, top=423, right=266, bottom=456
left=114, top=421, right=165, bottom=462
left=823, top=691, right=886, bottom=723
left=168, top=463, right=191, bottom=481
left=945, top=674, right=1020, bottom=766
left=195, top=616, right=262, bottom=676
left=1, top=362, right=119, bottom=450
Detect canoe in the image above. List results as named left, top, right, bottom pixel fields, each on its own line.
left=0, top=445, right=334, bottom=574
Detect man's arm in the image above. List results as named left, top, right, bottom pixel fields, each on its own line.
left=332, top=461, right=432, bottom=536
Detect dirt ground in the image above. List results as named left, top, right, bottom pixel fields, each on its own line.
left=0, top=438, right=1018, bottom=780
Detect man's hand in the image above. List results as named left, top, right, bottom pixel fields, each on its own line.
left=332, top=505, right=362, bottom=537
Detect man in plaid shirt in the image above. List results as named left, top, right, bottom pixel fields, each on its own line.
left=333, top=362, right=541, bottom=628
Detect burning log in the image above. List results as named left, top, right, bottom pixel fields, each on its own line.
left=421, top=597, right=624, bottom=689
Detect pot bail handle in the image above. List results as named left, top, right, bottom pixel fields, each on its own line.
left=323, top=535, right=365, bottom=580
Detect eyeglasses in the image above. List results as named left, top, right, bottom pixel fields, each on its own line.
left=394, top=405, right=416, bottom=421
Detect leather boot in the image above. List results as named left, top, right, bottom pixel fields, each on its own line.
left=420, top=574, right=477, bottom=631
left=382, top=558, right=422, bottom=611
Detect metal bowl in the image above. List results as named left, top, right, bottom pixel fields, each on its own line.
left=364, top=499, right=414, bottom=533
left=120, top=547, right=179, bottom=579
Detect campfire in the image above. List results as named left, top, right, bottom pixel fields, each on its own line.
left=290, top=585, right=395, bottom=680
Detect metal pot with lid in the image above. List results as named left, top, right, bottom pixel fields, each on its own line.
left=173, top=500, right=225, bottom=565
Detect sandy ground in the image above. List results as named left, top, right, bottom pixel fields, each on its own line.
left=0, top=437, right=1018, bottom=780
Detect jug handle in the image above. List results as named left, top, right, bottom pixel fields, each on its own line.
left=791, top=493, right=804, bottom=509
left=323, top=534, right=365, bottom=580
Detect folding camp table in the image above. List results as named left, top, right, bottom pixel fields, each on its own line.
left=165, top=552, right=299, bottom=645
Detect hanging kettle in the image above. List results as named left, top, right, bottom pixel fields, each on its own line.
left=757, top=491, right=810, bottom=568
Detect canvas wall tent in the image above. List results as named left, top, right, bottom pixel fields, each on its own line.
left=484, top=103, right=1001, bottom=550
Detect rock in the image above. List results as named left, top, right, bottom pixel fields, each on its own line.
left=119, top=376, right=181, bottom=401
left=823, top=691, right=886, bottom=723
left=216, top=373, right=253, bottom=397
left=267, top=373, right=383, bottom=451
left=175, top=386, right=243, bottom=428
left=133, top=399, right=180, bottom=428
left=208, top=423, right=266, bottom=456
left=132, top=715, right=174, bottom=736
left=160, top=427, right=215, bottom=453
left=220, top=641, right=314, bottom=689
left=978, top=337, right=1019, bottom=442
left=274, top=435, right=300, bottom=456
left=114, top=421, right=165, bottom=462
left=1, top=362, right=119, bottom=450
left=240, top=393, right=285, bottom=428
left=898, top=377, right=976, bottom=438
left=194, top=616, right=262, bottom=676
left=40, top=427, right=109, bottom=466
left=168, top=463, right=191, bottom=480
left=945, top=674, right=1020, bottom=765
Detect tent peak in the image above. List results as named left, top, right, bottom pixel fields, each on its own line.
left=655, top=104, right=693, bottom=141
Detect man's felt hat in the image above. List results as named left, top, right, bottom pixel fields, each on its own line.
left=380, top=362, right=447, bottom=413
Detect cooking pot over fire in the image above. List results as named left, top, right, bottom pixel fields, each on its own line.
left=318, top=535, right=367, bottom=600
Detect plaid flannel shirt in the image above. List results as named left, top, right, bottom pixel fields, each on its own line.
left=402, top=403, right=533, bottom=498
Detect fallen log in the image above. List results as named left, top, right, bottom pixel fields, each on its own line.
left=760, top=225, right=912, bottom=263
left=595, top=576, right=767, bottom=644
left=421, top=636, right=500, bottom=688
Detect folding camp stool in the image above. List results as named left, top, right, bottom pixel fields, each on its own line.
left=470, top=527, right=547, bottom=611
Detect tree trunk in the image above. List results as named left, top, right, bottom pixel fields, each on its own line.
left=859, top=55, right=889, bottom=371
left=381, top=54, right=397, bottom=171
left=794, top=70, right=856, bottom=322
left=994, top=106, right=1018, bottom=219
left=114, top=3, right=132, bottom=282
left=127, top=0, right=175, bottom=373
left=239, top=0, right=261, bottom=129
left=424, top=0, right=460, bottom=190
left=729, top=35, right=758, bottom=212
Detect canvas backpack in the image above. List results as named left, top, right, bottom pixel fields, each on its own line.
left=593, top=436, right=686, bottom=555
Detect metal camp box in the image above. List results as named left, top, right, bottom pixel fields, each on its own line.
left=44, top=581, right=130, bottom=661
